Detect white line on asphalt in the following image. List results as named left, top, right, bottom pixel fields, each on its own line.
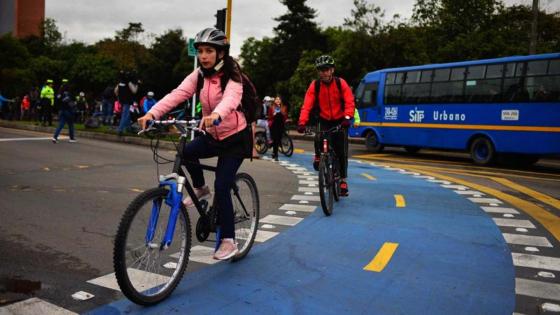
left=525, top=247, right=540, bottom=252
left=538, top=271, right=556, bottom=279
left=515, top=278, right=560, bottom=301
left=0, top=136, right=67, bottom=142
left=71, top=291, right=94, bottom=301
left=413, top=175, right=435, bottom=180
left=502, top=233, right=553, bottom=247
left=454, top=190, right=484, bottom=196
left=279, top=204, right=317, bottom=212
left=299, top=187, right=319, bottom=193
left=0, top=298, right=77, bottom=315
left=260, top=215, right=303, bottom=226
left=291, top=195, right=321, bottom=202
left=172, top=245, right=220, bottom=265
left=493, top=218, right=536, bottom=228
left=468, top=197, right=503, bottom=204
left=428, top=179, right=451, bottom=184
left=87, top=269, right=170, bottom=292
left=441, top=184, right=468, bottom=190
left=299, top=180, right=318, bottom=185
left=297, top=175, right=318, bottom=179
left=481, top=206, right=520, bottom=214
left=261, top=224, right=276, bottom=229
left=512, top=253, right=560, bottom=271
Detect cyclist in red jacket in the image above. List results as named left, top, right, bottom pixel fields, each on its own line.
left=297, top=55, right=355, bottom=196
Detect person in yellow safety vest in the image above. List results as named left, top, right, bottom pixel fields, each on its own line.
left=40, top=79, right=55, bottom=126
left=353, top=108, right=360, bottom=127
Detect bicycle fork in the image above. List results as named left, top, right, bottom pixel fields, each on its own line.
left=145, top=173, right=186, bottom=250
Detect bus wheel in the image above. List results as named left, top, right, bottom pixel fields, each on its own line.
left=470, top=137, right=495, bottom=165
left=404, top=146, right=420, bottom=154
left=365, top=131, right=383, bottom=153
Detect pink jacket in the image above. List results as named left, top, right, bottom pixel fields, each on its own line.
left=148, top=69, right=246, bottom=141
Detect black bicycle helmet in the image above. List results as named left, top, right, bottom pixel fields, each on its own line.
left=193, top=27, right=229, bottom=50
left=315, top=55, right=335, bottom=69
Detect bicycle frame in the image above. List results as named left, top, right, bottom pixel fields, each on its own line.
left=144, top=122, right=250, bottom=249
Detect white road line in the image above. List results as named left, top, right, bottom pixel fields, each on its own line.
left=515, top=278, right=560, bottom=301
left=512, top=253, right=560, bottom=271
left=291, top=195, right=321, bottom=202
left=502, top=233, right=553, bottom=247
left=0, top=136, right=67, bottom=142
left=454, top=190, right=484, bottom=196
left=299, top=187, right=319, bottom=193
left=413, top=175, right=435, bottom=180
left=87, top=269, right=170, bottom=291
left=279, top=204, right=317, bottom=212
left=441, top=185, right=468, bottom=190
left=260, top=215, right=303, bottom=226
left=297, top=175, right=318, bottom=179
left=493, top=218, right=536, bottom=228
left=173, top=245, right=220, bottom=265
left=468, top=197, right=503, bottom=204
left=71, top=291, right=94, bottom=301
left=0, top=298, right=77, bottom=315
left=428, top=179, right=451, bottom=184
left=481, top=206, right=520, bottom=214
left=254, top=230, right=279, bottom=242
left=287, top=167, right=307, bottom=171
left=299, top=180, right=318, bottom=185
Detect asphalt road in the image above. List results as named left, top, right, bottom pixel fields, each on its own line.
left=1, top=126, right=559, bottom=314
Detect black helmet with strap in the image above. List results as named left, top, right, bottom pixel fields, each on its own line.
left=315, top=55, right=335, bottom=69
left=194, top=27, right=229, bottom=50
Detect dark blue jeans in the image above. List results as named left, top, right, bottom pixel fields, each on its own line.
left=118, top=103, right=131, bottom=133
left=183, top=135, right=244, bottom=239
left=53, top=110, right=75, bottom=140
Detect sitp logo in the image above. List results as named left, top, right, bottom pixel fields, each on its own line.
left=409, top=107, right=425, bottom=123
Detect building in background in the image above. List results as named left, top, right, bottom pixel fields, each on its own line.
left=0, top=0, right=45, bottom=38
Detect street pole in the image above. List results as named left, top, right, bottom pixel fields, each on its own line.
left=529, top=0, right=539, bottom=54
left=226, top=0, right=232, bottom=40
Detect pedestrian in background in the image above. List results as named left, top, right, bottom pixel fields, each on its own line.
left=101, top=85, right=115, bottom=125
left=20, top=95, right=30, bottom=120
left=142, top=91, right=157, bottom=113
left=268, top=96, right=287, bottom=161
left=52, top=84, right=77, bottom=143
left=40, top=79, right=55, bottom=126
left=114, top=70, right=138, bottom=136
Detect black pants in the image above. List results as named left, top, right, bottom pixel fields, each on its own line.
left=41, top=105, right=53, bottom=125
left=314, top=119, right=349, bottom=178
left=182, top=135, right=244, bottom=239
left=271, top=114, right=285, bottom=157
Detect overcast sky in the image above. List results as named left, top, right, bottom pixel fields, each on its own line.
left=46, top=0, right=559, bottom=57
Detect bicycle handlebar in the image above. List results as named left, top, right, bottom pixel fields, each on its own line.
left=138, top=119, right=205, bottom=136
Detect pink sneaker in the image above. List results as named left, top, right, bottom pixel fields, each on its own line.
left=213, top=239, right=239, bottom=260
left=183, top=185, right=211, bottom=209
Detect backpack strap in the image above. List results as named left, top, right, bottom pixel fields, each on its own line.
left=334, top=77, right=345, bottom=112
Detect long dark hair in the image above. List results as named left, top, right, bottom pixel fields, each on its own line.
left=219, top=55, right=242, bottom=91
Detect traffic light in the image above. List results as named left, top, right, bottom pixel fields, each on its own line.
left=215, top=8, right=226, bottom=32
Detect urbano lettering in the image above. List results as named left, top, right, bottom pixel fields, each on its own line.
left=433, top=110, right=466, bottom=122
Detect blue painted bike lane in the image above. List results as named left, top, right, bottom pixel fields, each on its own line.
left=89, top=154, right=515, bottom=315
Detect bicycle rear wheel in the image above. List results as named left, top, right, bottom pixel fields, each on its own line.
left=280, top=132, right=293, bottom=157
left=113, top=187, right=191, bottom=305
left=231, top=173, right=260, bottom=261
left=254, top=131, right=268, bottom=155
left=318, top=155, right=334, bottom=216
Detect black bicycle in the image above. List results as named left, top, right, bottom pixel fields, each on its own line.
left=113, top=119, right=260, bottom=305
left=254, top=129, right=294, bottom=157
left=317, top=125, right=343, bottom=216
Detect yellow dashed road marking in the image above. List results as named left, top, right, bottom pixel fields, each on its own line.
left=130, top=188, right=143, bottom=193
left=364, top=242, right=399, bottom=272
left=394, top=194, right=406, bottom=207
left=361, top=173, right=376, bottom=180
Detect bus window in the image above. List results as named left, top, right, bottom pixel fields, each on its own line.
left=467, top=65, right=485, bottom=79
left=450, top=67, right=466, bottom=81
left=431, top=81, right=464, bottom=103
left=406, top=71, right=421, bottom=83
left=420, top=70, right=433, bottom=82
left=402, top=83, right=431, bottom=104
left=504, top=63, right=516, bottom=77
left=384, top=85, right=402, bottom=104
left=486, top=64, right=503, bottom=79
left=361, top=83, right=378, bottom=107
left=354, top=82, right=365, bottom=101
left=386, top=73, right=396, bottom=85
left=504, top=77, right=528, bottom=102
left=515, top=62, right=526, bottom=77
left=395, top=72, right=405, bottom=84
left=433, top=68, right=451, bottom=82
left=549, top=59, right=560, bottom=74
left=527, top=60, right=548, bottom=76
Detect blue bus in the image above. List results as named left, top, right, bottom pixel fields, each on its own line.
left=350, top=53, right=560, bottom=165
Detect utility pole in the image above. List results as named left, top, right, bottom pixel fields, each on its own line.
left=529, top=0, right=539, bottom=54
left=226, top=0, right=232, bottom=40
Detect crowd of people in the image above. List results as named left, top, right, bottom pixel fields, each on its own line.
left=0, top=74, right=161, bottom=139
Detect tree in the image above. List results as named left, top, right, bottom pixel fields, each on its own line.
left=40, top=18, right=62, bottom=49
left=343, top=0, right=385, bottom=35
left=115, top=22, right=145, bottom=42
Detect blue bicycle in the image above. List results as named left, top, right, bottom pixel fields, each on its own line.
left=113, top=119, right=260, bottom=305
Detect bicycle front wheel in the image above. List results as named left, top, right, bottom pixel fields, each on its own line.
left=318, top=155, right=334, bottom=216
left=231, top=173, right=260, bottom=261
left=280, top=132, right=294, bottom=157
left=113, top=187, right=191, bottom=305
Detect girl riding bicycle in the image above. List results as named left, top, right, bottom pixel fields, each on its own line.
left=137, top=27, right=252, bottom=260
